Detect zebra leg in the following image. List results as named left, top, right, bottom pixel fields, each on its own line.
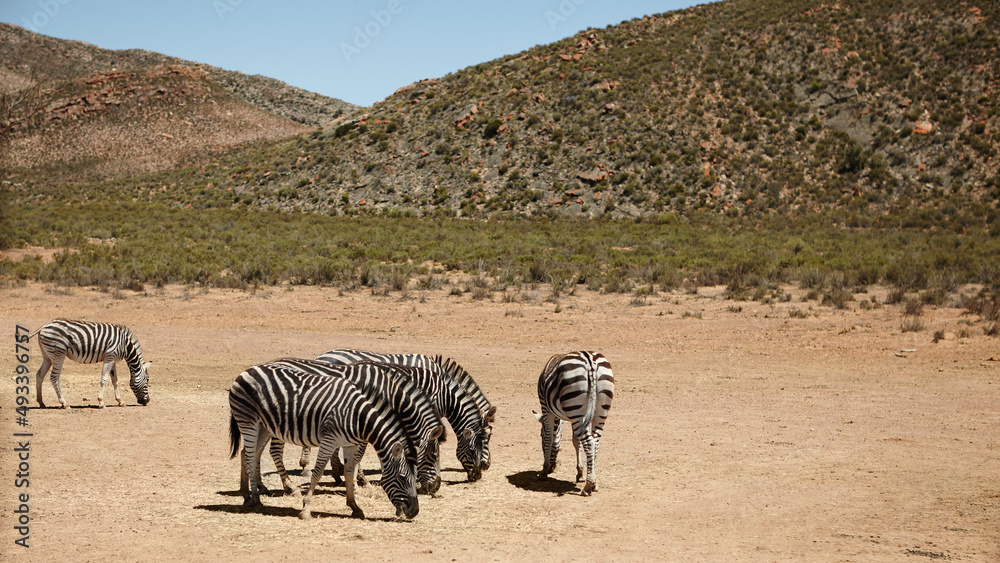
left=329, top=448, right=346, bottom=486
left=353, top=443, right=368, bottom=487
left=109, top=363, right=125, bottom=407
left=341, top=444, right=365, bottom=518
left=49, top=356, right=69, bottom=409
left=300, top=438, right=341, bottom=520
left=298, top=446, right=311, bottom=469
left=576, top=428, right=598, bottom=496
left=585, top=417, right=609, bottom=495
left=98, top=357, right=115, bottom=408
left=268, top=438, right=300, bottom=496
left=539, top=414, right=562, bottom=476
left=35, top=355, right=53, bottom=408
left=240, top=425, right=267, bottom=509
left=572, top=432, right=585, bottom=483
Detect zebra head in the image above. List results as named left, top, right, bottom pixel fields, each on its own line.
left=479, top=406, right=497, bottom=470
left=380, top=441, right=419, bottom=519
left=456, top=427, right=484, bottom=482
left=130, top=361, right=152, bottom=405
left=416, top=426, right=444, bottom=495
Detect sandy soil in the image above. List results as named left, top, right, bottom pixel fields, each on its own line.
left=1, top=280, right=998, bottom=561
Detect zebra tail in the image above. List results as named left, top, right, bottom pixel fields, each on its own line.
left=228, top=414, right=241, bottom=460
left=26, top=326, right=44, bottom=340
left=582, top=361, right=597, bottom=431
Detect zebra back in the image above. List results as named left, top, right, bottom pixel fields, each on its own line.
left=318, top=349, right=493, bottom=421
left=537, top=351, right=614, bottom=429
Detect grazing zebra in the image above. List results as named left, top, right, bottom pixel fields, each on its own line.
left=317, top=349, right=496, bottom=470
left=535, top=351, right=614, bottom=496
left=266, top=358, right=445, bottom=495
left=29, top=319, right=151, bottom=409
left=228, top=363, right=419, bottom=520
left=365, top=362, right=490, bottom=482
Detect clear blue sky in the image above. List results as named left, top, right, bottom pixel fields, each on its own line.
left=1, top=0, right=703, bottom=106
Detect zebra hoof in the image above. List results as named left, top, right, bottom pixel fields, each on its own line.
left=582, top=482, right=596, bottom=496
left=241, top=498, right=263, bottom=511
left=350, top=508, right=365, bottom=519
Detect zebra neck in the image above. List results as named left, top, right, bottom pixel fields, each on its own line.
left=356, top=402, right=410, bottom=459
left=122, top=340, right=145, bottom=378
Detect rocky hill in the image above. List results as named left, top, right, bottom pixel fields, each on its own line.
left=5, top=0, right=1000, bottom=224
left=0, top=22, right=358, bottom=179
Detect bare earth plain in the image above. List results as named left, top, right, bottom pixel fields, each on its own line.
left=1, top=281, right=998, bottom=562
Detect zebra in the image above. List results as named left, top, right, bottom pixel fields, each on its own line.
left=359, top=362, right=490, bottom=482
left=29, top=319, right=151, bottom=409
left=317, top=349, right=496, bottom=471
left=228, top=362, right=419, bottom=520
left=266, top=358, right=445, bottom=495
left=534, top=351, right=614, bottom=496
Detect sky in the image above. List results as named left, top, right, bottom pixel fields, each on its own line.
left=1, top=0, right=704, bottom=107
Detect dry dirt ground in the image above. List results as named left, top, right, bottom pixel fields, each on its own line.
left=1, top=281, right=998, bottom=561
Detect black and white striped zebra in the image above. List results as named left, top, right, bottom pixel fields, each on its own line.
left=359, top=362, right=490, bottom=482
left=29, top=319, right=151, bottom=409
left=535, top=351, right=614, bottom=496
left=317, top=349, right=496, bottom=471
left=228, top=363, right=419, bottom=520
left=266, top=358, right=445, bottom=495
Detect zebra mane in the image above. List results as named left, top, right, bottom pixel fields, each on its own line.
left=432, top=355, right=492, bottom=409
left=122, top=329, right=147, bottom=377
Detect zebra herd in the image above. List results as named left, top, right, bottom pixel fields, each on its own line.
left=28, top=318, right=615, bottom=520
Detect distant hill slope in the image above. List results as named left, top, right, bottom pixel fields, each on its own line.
left=0, top=22, right=358, bottom=179
left=5, top=1, right=1000, bottom=224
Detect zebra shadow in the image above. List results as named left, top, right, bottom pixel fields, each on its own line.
left=193, top=503, right=356, bottom=520
left=506, top=470, right=579, bottom=496
left=30, top=404, right=110, bottom=410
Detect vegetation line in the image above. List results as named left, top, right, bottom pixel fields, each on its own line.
left=2, top=204, right=997, bottom=297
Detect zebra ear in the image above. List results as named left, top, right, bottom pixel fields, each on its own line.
left=429, top=426, right=444, bottom=441
left=461, top=428, right=473, bottom=440
left=532, top=410, right=542, bottom=423
left=142, top=361, right=152, bottom=370
left=390, top=441, right=405, bottom=460
left=485, top=406, right=497, bottom=423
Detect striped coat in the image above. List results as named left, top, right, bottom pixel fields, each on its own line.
left=229, top=363, right=419, bottom=520
left=535, top=351, right=614, bottom=495
left=31, top=319, right=151, bottom=408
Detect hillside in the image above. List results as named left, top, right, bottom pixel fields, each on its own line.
left=4, top=0, right=1000, bottom=225
left=0, top=22, right=358, bottom=179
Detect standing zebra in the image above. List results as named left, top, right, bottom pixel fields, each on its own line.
left=317, top=349, right=496, bottom=471
left=30, top=319, right=151, bottom=409
left=266, top=358, right=445, bottom=495
left=229, top=362, right=419, bottom=520
left=535, top=351, right=614, bottom=496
